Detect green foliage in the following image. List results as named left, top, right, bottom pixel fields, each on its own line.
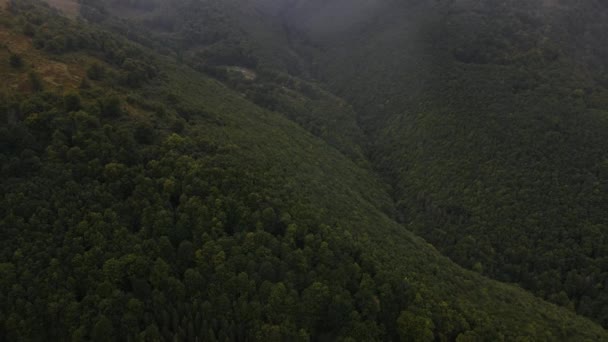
left=1, top=1, right=608, bottom=341
left=397, top=310, right=435, bottom=342
left=295, top=0, right=608, bottom=328
left=98, top=96, right=122, bottom=118
left=92, top=316, right=114, bottom=342
left=87, top=63, right=106, bottom=81
left=0, top=87, right=417, bottom=340
left=22, top=23, right=35, bottom=37
left=63, top=92, right=81, bottom=112
left=28, top=71, right=43, bottom=92
left=133, top=120, right=155, bottom=144
left=9, top=53, right=23, bottom=68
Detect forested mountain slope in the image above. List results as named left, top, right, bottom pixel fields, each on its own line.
left=284, top=0, right=608, bottom=327
left=1, top=0, right=608, bottom=340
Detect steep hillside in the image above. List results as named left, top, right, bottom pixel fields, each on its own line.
left=288, top=0, right=608, bottom=326
left=2, top=0, right=608, bottom=341
left=76, top=0, right=369, bottom=166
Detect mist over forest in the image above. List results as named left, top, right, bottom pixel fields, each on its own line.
left=2, top=0, right=608, bottom=340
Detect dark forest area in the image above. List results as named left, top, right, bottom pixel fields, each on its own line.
left=2, top=0, right=608, bottom=340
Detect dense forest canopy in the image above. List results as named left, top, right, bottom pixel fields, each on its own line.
left=1, top=0, right=608, bottom=340
left=286, top=0, right=608, bottom=327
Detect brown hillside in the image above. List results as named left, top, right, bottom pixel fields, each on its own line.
left=1, top=24, right=85, bottom=93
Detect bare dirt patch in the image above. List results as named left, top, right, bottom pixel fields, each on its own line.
left=227, top=66, right=257, bottom=81
left=0, top=30, right=31, bottom=54
left=36, top=59, right=83, bottom=88
left=0, top=25, right=86, bottom=93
